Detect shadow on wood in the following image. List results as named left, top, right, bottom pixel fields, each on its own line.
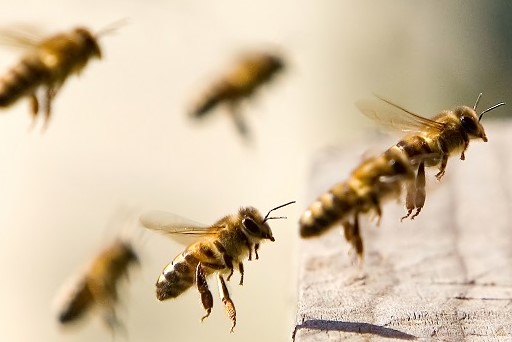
left=293, top=320, right=417, bottom=340
left=296, top=122, right=512, bottom=341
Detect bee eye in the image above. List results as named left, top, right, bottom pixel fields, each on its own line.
left=242, top=218, right=260, bottom=235
left=461, top=116, right=478, bottom=134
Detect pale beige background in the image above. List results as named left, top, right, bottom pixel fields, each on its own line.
left=0, top=1, right=509, bottom=342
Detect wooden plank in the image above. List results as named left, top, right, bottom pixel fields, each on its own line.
left=294, top=121, right=512, bottom=341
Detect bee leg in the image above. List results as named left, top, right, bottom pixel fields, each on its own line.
left=42, top=87, right=57, bottom=130
left=342, top=220, right=353, bottom=243
left=401, top=179, right=416, bottom=221
left=214, top=241, right=234, bottom=281
left=217, top=274, right=236, bottom=333
left=370, top=193, right=382, bottom=226
left=352, top=213, right=363, bottom=259
left=27, top=93, right=40, bottom=131
left=229, top=102, right=251, bottom=140
left=29, top=93, right=39, bottom=116
left=245, top=240, right=252, bottom=261
left=460, top=139, right=469, bottom=161
left=254, top=243, right=260, bottom=260
left=195, top=263, right=214, bottom=322
left=342, top=216, right=363, bottom=259
left=411, top=161, right=426, bottom=220
left=238, top=262, right=244, bottom=286
left=103, top=308, right=126, bottom=338
left=435, top=155, right=448, bottom=180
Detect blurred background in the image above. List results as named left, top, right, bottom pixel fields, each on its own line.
left=0, top=1, right=510, bottom=341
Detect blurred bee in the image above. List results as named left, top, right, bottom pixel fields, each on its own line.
left=300, top=94, right=505, bottom=258
left=0, top=24, right=113, bottom=127
left=140, top=201, right=295, bottom=332
left=190, top=51, right=285, bottom=138
left=56, top=239, right=139, bottom=333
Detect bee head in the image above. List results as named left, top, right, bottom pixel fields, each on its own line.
left=455, top=106, right=488, bottom=142
left=241, top=215, right=274, bottom=242
left=74, top=27, right=102, bottom=59
left=457, top=93, right=506, bottom=142
left=240, top=201, right=295, bottom=242
left=266, top=54, right=285, bottom=73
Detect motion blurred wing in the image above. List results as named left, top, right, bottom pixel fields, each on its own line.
left=356, top=96, right=445, bottom=134
left=139, top=210, right=220, bottom=245
left=0, top=25, right=45, bottom=50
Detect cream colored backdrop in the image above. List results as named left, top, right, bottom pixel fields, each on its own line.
left=0, top=1, right=508, bottom=342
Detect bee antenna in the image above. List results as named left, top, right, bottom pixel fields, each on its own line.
left=96, top=18, right=129, bottom=38
left=263, top=201, right=296, bottom=222
left=479, top=102, right=506, bottom=121
left=473, top=93, right=483, bottom=111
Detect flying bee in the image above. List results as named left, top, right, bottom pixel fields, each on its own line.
left=56, top=239, right=139, bottom=333
left=300, top=148, right=415, bottom=257
left=139, top=201, right=295, bottom=332
left=190, top=51, right=285, bottom=138
left=300, top=94, right=505, bottom=258
left=0, top=24, right=115, bottom=127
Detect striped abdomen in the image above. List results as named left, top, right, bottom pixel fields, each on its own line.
left=58, top=281, right=94, bottom=323
left=300, top=182, right=357, bottom=237
left=156, top=241, right=223, bottom=301
left=156, top=251, right=197, bottom=300
left=0, top=55, right=49, bottom=107
left=192, top=83, right=234, bottom=117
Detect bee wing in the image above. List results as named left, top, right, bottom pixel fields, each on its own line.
left=0, top=25, right=45, bottom=50
left=356, top=96, right=446, bottom=134
left=139, top=210, right=221, bottom=245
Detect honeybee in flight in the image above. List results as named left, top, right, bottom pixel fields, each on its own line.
left=0, top=24, right=112, bottom=128
left=56, top=239, right=139, bottom=332
left=139, top=201, right=295, bottom=332
left=300, top=94, right=505, bottom=258
left=190, top=51, right=285, bottom=138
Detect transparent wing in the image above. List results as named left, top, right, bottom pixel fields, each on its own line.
left=0, top=25, right=45, bottom=50
left=355, top=96, right=445, bottom=134
left=139, top=210, right=221, bottom=245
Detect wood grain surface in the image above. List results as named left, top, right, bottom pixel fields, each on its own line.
left=295, top=121, right=512, bottom=341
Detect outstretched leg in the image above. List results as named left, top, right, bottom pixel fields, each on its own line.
left=402, top=161, right=428, bottom=221
left=411, top=161, right=426, bottom=219
left=29, top=93, right=39, bottom=117
left=370, top=192, right=382, bottom=226
left=217, top=274, right=236, bottom=333
left=27, top=93, right=40, bottom=131
left=254, top=243, right=260, bottom=260
left=352, top=213, right=363, bottom=259
left=238, top=262, right=244, bottom=286
left=435, top=154, right=448, bottom=180
left=401, top=178, right=416, bottom=221
left=214, top=241, right=234, bottom=281
left=341, top=213, right=363, bottom=259
left=228, top=101, right=251, bottom=141
left=102, top=306, right=127, bottom=338
left=42, top=86, right=58, bottom=130
left=196, top=263, right=214, bottom=321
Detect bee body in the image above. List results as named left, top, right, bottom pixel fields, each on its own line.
left=300, top=147, right=413, bottom=252
left=300, top=95, right=504, bottom=258
left=0, top=27, right=101, bottom=124
left=190, top=52, right=284, bottom=138
left=156, top=208, right=266, bottom=301
left=57, top=240, right=138, bottom=330
left=141, top=202, right=294, bottom=332
left=192, top=53, right=283, bottom=117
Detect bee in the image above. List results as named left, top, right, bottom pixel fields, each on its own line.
left=139, top=201, right=295, bottom=332
left=190, top=51, right=285, bottom=138
left=0, top=25, right=105, bottom=127
left=300, top=94, right=505, bottom=258
left=56, top=239, right=139, bottom=332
